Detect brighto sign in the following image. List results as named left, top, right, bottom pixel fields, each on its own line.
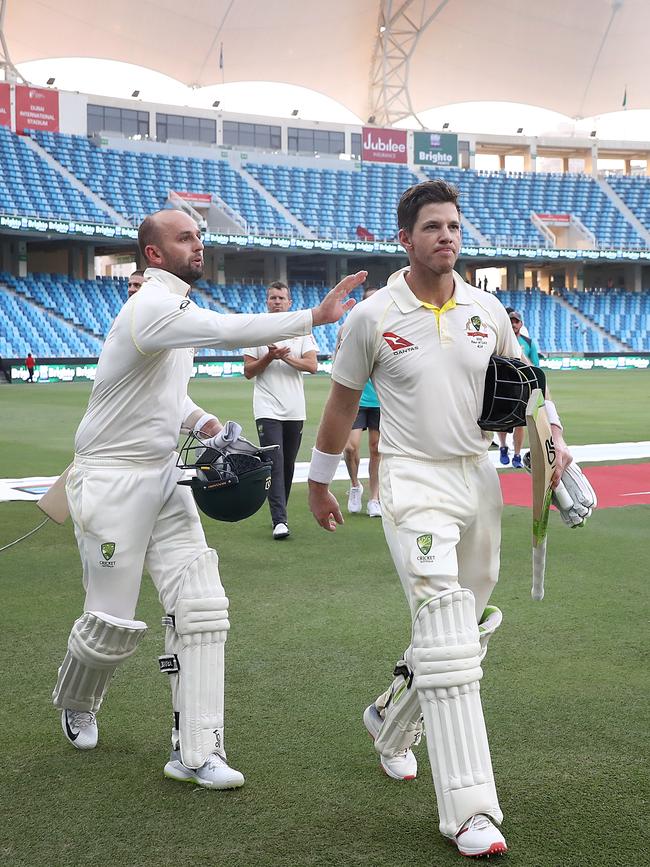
left=419, top=150, right=453, bottom=164
left=364, top=134, right=406, bottom=153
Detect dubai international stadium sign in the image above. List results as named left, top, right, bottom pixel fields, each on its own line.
left=413, top=131, right=458, bottom=166
left=362, top=127, right=407, bottom=164
left=15, top=85, right=59, bottom=133
left=0, top=82, right=10, bottom=129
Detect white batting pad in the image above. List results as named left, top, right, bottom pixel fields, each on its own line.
left=374, top=659, right=423, bottom=756
left=412, top=588, right=502, bottom=837
left=161, top=549, right=230, bottom=770
left=52, top=610, right=147, bottom=712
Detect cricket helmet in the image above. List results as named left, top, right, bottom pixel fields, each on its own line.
left=478, top=355, right=546, bottom=431
left=177, top=433, right=272, bottom=522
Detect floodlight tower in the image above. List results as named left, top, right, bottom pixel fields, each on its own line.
left=369, top=0, right=448, bottom=128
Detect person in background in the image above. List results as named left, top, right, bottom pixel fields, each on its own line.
left=127, top=270, right=146, bottom=297
left=498, top=309, right=541, bottom=468
left=243, top=281, right=319, bottom=540
left=25, top=352, right=35, bottom=383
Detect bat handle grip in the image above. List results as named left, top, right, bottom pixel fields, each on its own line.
left=554, top=480, right=573, bottom=511
left=532, top=538, right=547, bottom=601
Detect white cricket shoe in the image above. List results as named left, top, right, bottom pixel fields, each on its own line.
left=363, top=703, right=417, bottom=781
left=453, top=814, right=507, bottom=857
left=164, top=750, right=245, bottom=790
left=272, top=522, right=290, bottom=540
left=347, top=483, right=363, bottom=513
left=367, top=499, right=382, bottom=518
left=61, top=709, right=98, bottom=750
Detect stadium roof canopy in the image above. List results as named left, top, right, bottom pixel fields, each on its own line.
left=5, top=0, right=649, bottom=124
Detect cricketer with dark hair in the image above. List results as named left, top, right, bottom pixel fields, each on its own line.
left=308, top=180, right=574, bottom=858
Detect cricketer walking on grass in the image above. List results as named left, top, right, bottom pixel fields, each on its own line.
left=308, top=180, right=573, bottom=858
left=52, top=207, right=365, bottom=790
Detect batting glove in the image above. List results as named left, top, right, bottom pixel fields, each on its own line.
left=552, top=461, right=597, bottom=527
left=523, top=452, right=597, bottom=528
left=202, top=421, right=278, bottom=457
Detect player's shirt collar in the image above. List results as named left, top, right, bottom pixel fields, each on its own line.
left=144, top=267, right=191, bottom=297
left=387, top=268, right=473, bottom=314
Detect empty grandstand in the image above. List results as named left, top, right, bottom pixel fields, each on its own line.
left=1, top=5, right=649, bottom=375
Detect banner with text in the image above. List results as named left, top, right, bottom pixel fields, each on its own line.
left=0, top=82, right=10, bottom=128
left=15, top=85, right=59, bottom=132
left=413, top=131, right=458, bottom=167
left=362, top=127, right=407, bottom=164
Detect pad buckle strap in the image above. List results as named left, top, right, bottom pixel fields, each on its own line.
left=158, top=654, right=180, bottom=674
left=161, top=614, right=175, bottom=628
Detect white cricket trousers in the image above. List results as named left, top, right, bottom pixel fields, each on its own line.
left=379, top=453, right=504, bottom=835
left=66, top=452, right=223, bottom=619
left=380, top=452, right=503, bottom=619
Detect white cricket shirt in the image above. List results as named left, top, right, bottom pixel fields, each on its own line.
left=244, top=334, right=318, bottom=421
left=74, top=268, right=313, bottom=461
left=332, top=269, right=521, bottom=461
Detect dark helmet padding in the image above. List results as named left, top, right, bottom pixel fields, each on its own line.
left=478, top=355, right=546, bottom=431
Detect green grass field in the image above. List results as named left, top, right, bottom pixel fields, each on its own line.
left=1, top=371, right=648, bottom=867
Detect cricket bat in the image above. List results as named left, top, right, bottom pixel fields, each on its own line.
left=525, top=389, right=571, bottom=601
left=37, top=463, right=72, bottom=524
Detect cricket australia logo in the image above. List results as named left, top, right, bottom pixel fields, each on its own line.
left=100, top=542, right=116, bottom=568
left=382, top=331, right=418, bottom=355
left=465, top=315, right=489, bottom=348
left=416, top=534, right=435, bottom=562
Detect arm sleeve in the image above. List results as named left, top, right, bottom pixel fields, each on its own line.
left=180, top=395, right=205, bottom=431
left=331, top=308, right=375, bottom=390
left=133, top=294, right=313, bottom=353
left=301, top=333, right=319, bottom=355
left=495, top=306, right=523, bottom=359
left=529, top=340, right=541, bottom=366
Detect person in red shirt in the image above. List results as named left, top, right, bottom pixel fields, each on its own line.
left=26, top=352, right=35, bottom=383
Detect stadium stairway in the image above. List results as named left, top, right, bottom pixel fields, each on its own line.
left=22, top=134, right=131, bottom=227
left=552, top=293, right=630, bottom=351
left=236, top=164, right=316, bottom=238
left=595, top=176, right=650, bottom=247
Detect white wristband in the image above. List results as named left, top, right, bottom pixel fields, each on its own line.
left=193, top=412, right=218, bottom=434
left=544, top=400, right=563, bottom=430
left=308, top=447, right=342, bottom=484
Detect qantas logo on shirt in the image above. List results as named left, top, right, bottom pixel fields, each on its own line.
left=382, top=332, right=418, bottom=355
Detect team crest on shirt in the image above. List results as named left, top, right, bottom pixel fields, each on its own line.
left=100, top=542, right=116, bottom=567
left=382, top=331, right=419, bottom=355
left=416, top=533, right=436, bottom=562
left=465, top=316, right=489, bottom=348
